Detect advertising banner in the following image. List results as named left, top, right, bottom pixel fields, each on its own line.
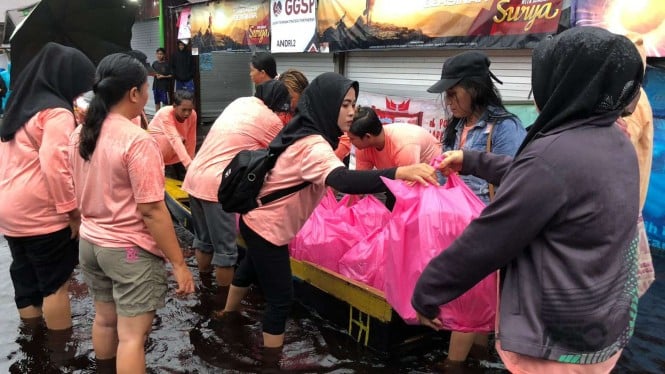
left=270, top=0, right=325, bottom=53
left=643, top=66, right=665, bottom=250
left=357, top=92, right=448, bottom=140
left=177, top=7, right=192, bottom=41
left=316, top=0, right=564, bottom=52
left=189, top=0, right=270, bottom=53
left=573, top=0, right=665, bottom=57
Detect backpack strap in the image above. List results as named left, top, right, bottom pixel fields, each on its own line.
left=485, top=121, right=495, bottom=201
left=258, top=181, right=311, bottom=206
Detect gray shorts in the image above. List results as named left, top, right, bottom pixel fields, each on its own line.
left=79, top=239, right=167, bottom=317
left=189, top=196, right=238, bottom=267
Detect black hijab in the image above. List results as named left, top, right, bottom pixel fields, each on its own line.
left=1, top=42, right=95, bottom=141
left=255, top=80, right=291, bottom=113
left=517, top=26, right=644, bottom=155
left=269, top=72, right=358, bottom=153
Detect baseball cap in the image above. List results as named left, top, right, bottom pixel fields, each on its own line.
left=427, top=51, right=497, bottom=93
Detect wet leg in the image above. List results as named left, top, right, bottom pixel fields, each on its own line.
left=215, top=266, right=234, bottom=287
left=42, top=279, right=72, bottom=330
left=447, top=331, right=475, bottom=362
left=195, top=249, right=213, bottom=274
left=223, top=285, right=249, bottom=313
left=116, top=311, right=155, bottom=374
left=92, top=301, right=118, bottom=360
left=18, top=305, right=42, bottom=320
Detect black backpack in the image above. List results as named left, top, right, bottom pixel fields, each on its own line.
left=217, top=148, right=310, bottom=214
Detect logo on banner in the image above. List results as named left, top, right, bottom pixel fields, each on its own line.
left=386, top=98, right=411, bottom=112
left=248, top=24, right=270, bottom=44
left=285, top=0, right=315, bottom=15
left=493, top=0, right=560, bottom=32
left=273, top=1, right=282, bottom=17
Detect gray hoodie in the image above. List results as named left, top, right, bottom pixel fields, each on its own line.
left=412, top=117, right=639, bottom=363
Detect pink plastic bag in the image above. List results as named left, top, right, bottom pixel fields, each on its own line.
left=338, top=196, right=392, bottom=290
left=289, top=190, right=367, bottom=272
left=349, top=194, right=391, bottom=235
left=382, top=174, right=497, bottom=332
left=290, top=190, right=392, bottom=273
left=339, top=227, right=389, bottom=291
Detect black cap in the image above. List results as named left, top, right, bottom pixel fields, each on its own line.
left=427, top=51, right=492, bottom=93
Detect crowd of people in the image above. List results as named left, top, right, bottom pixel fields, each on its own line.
left=0, top=25, right=656, bottom=373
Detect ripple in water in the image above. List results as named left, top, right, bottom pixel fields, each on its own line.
left=0, top=234, right=663, bottom=373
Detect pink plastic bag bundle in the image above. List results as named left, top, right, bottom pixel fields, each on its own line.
left=289, top=190, right=388, bottom=273
left=382, top=174, right=497, bottom=332
left=339, top=225, right=389, bottom=291
left=348, top=194, right=391, bottom=235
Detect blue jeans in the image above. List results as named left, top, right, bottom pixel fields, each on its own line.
left=175, top=79, right=194, bottom=93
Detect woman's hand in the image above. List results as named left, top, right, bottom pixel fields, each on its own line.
left=172, top=263, right=195, bottom=295
left=68, top=209, right=81, bottom=239
left=395, top=163, right=438, bottom=186
left=436, top=150, right=464, bottom=176
left=416, top=311, right=443, bottom=331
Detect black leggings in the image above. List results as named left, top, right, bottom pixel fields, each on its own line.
left=233, top=218, right=293, bottom=335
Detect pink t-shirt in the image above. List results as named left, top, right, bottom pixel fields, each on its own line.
left=243, top=135, right=345, bottom=246
left=182, top=97, right=284, bottom=202
left=148, top=106, right=197, bottom=167
left=69, top=113, right=166, bottom=257
left=355, top=123, right=442, bottom=170
left=335, top=133, right=351, bottom=161
left=0, top=108, right=78, bottom=236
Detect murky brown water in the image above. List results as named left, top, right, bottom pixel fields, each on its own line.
left=0, top=226, right=663, bottom=373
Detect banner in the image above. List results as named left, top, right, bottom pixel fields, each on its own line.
left=271, top=0, right=327, bottom=53
left=189, top=1, right=270, bottom=53
left=177, top=7, right=192, bottom=41
left=316, top=0, right=564, bottom=52
left=643, top=66, right=665, bottom=250
left=573, top=0, right=664, bottom=57
left=357, top=92, right=448, bottom=140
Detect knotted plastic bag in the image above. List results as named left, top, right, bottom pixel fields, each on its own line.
left=382, top=174, right=497, bottom=332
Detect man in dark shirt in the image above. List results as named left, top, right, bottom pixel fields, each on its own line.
left=152, top=47, right=172, bottom=111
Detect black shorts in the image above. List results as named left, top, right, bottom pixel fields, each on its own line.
left=6, top=227, right=79, bottom=309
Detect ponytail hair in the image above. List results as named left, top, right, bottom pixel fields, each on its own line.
left=79, top=53, right=147, bottom=160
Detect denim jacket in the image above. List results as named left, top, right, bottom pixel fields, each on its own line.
left=443, top=107, right=526, bottom=203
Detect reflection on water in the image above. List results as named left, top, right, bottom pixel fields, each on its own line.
left=0, top=231, right=663, bottom=373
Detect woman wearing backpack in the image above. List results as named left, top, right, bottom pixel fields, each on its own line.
left=182, top=80, right=292, bottom=289
left=221, top=72, right=438, bottom=350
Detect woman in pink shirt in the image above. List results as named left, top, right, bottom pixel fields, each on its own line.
left=221, top=72, right=438, bottom=351
left=182, top=80, right=292, bottom=289
left=69, top=53, right=194, bottom=373
left=147, top=90, right=197, bottom=180
left=0, top=43, right=95, bottom=331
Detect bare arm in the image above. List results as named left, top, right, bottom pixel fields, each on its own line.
left=138, top=201, right=194, bottom=295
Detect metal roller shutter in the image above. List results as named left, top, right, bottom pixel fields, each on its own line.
left=273, top=53, right=336, bottom=82
left=197, top=52, right=335, bottom=123
left=131, top=19, right=161, bottom=116
left=345, top=49, right=532, bottom=102
left=199, top=52, right=253, bottom=123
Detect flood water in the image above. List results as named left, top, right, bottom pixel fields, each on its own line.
left=0, top=226, right=663, bottom=373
